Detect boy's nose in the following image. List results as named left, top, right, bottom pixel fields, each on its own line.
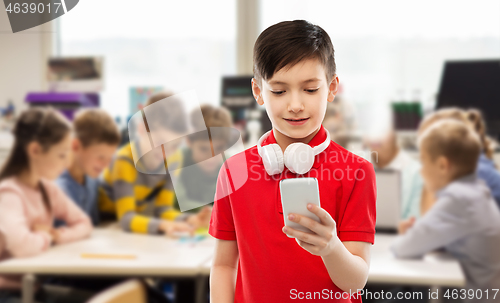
left=288, top=96, right=304, bottom=113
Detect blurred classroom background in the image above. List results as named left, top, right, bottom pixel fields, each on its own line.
left=1, top=0, right=500, bottom=156
left=0, top=1, right=499, bottom=303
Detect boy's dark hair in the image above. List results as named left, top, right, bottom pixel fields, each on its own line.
left=74, top=108, right=121, bottom=147
left=143, top=91, right=188, bottom=134
left=253, top=20, right=336, bottom=85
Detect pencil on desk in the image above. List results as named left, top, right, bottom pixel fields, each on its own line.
left=81, top=253, right=137, bottom=260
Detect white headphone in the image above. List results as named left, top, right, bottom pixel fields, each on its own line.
left=257, top=129, right=331, bottom=175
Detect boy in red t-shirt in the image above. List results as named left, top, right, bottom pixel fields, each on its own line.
left=209, top=20, right=377, bottom=302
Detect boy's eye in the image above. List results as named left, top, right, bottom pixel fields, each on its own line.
left=305, top=88, right=319, bottom=93
left=271, top=90, right=285, bottom=95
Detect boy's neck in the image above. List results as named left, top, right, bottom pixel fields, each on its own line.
left=437, top=171, right=475, bottom=191
left=273, top=126, right=321, bottom=152
left=68, top=162, right=86, bottom=185
left=429, top=174, right=456, bottom=195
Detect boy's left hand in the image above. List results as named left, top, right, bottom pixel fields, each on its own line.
left=186, top=206, right=212, bottom=229
left=398, top=217, right=416, bottom=235
left=282, top=203, right=340, bottom=257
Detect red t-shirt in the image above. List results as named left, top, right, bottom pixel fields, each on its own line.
left=209, top=125, right=377, bottom=302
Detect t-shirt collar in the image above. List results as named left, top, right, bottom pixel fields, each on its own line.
left=435, top=172, right=478, bottom=198
left=64, top=169, right=89, bottom=188
left=261, top=125, right=329, bottom=169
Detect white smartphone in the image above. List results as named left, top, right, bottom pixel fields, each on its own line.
left=279, top=177, right=321, bottom=237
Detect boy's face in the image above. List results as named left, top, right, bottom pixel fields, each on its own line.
left=189, top=138, right=225, bottom=173
left=74, top=141, right=118, bottom=178
left=419, top=147, right=451, bottom=192
left=137, top=125, right=184, bottom=171
left=251, top=58, right=338, bottom=140
left=365, top=131, right=398, bottom=168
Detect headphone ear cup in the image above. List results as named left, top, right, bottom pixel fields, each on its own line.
left=283, top=143, right=315, bottom=175
left=261, top=144, right=284, bottom=175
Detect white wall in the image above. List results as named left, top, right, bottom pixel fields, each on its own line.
left=0, top=8, right=53, bottom=111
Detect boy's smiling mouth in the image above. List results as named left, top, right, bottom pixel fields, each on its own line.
left=284, top=117, right=310, bottom=125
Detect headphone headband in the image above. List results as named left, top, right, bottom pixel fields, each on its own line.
left=312, top=129, right=331, bottom=155
left=257, top=128, right=331, bottom=157
left=257, top=127, right=331, bottom=175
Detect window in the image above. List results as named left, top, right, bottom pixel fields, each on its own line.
left=59, top=0, right=236, bottom=120
left=260, top=0, right=500, bottom=132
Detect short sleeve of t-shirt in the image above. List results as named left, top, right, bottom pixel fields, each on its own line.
left=337, top=161, right=377, bottom=244
left=209, top=165, right=236, bottom=241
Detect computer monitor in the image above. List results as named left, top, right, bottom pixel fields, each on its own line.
left=375, top=169, right=401, bottom=233
left=221, top=76, right=255, bottom=110
left=436, top=59, right=500, bottom=139
left=48, top=57, right=104, bottom=92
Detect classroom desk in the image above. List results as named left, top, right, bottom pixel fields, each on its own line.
left=0, top=231, right=465, bottom=303
left=369, top=234, right=465, bottom=287
left=0, top=227, right=215, bottom=303
left=200, top=234, right=465, bottom=287
left=199, top=234, right=465, bottom=303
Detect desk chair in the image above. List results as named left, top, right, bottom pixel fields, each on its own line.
left=87, top=280, right=146, bottom=303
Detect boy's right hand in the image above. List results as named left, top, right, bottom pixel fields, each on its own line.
left=398, top=217, right=416, bottom=235
left=158, top=220, right=195, bottom=238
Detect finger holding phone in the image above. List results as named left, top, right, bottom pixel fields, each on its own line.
left=283, top=203, right=340, bottom=257
left=280, top=177, right=341, bottom=257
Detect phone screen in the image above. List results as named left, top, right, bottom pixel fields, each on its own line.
left=279, top=177, right=321, bottom=237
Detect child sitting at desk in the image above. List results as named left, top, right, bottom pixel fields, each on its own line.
left=99, top=91, right=211, bottom=235
left=418, top=108, right=500, bottom=208
left=366, top=130, right=425, bottom=221
left=56, top=108, right=121, bottom=226
left=391, top=119, right=500, bottom=300
left=172, top=104, right=232, bottom=212
left=399, top=108, right=500, bottom=234
left=0, top=107, right=92, bottom=303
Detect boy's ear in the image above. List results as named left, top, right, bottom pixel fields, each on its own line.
left=437, top=156, right=450, bottom=173
left=327, top=75, right=339, bottom=103
left=251, top=78, right=264, bottom=106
